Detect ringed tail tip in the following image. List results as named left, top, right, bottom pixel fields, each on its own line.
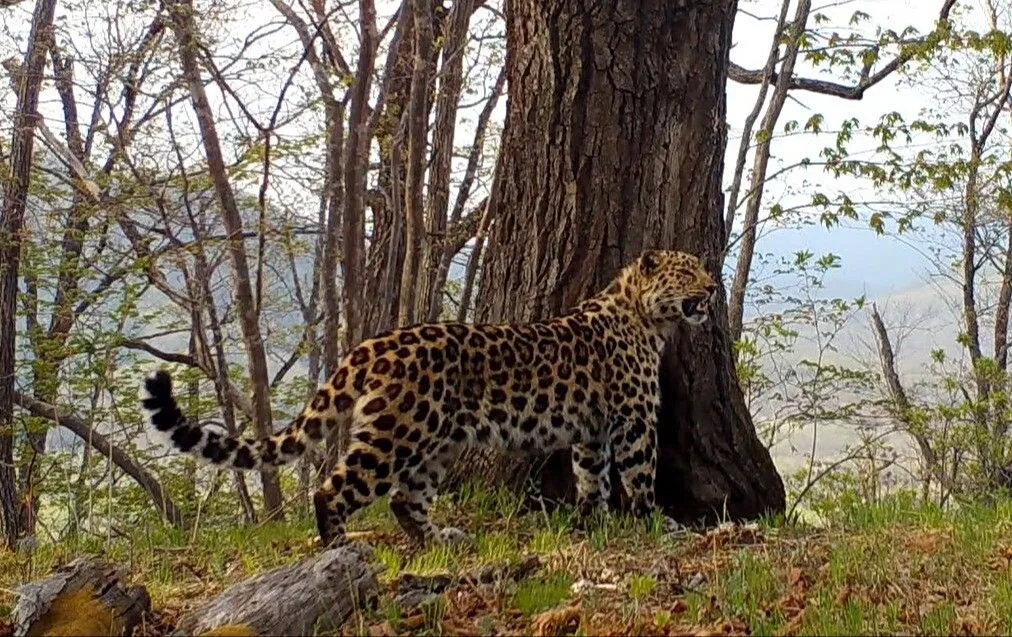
left=142, top=369, right=183, bottom=432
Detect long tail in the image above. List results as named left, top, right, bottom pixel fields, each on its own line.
left=141, top=370, right=343, bottom=471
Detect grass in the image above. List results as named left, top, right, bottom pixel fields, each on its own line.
left=512, top=573, right=573, bottom=616
left=4, top=482, right=1012, bottom=635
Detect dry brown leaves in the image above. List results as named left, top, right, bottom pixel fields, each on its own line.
left=988, top=543, right=1012, bottom=570
left=902, top=529, right=953, bottom=556
left=530, top=604, right=581, bottom=636
left=692, top=524, right=765, bottom=554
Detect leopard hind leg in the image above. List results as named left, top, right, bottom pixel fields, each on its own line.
left=388, top=439, right=469, bottom=547
left=312, top=432, right=396, bottom=547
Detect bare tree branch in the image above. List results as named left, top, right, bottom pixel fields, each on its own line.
left=119, top=339, right=255, bottom=418
left=13, top=392, right=184, bottom=528
left=728, top=0, right=958, bottom=99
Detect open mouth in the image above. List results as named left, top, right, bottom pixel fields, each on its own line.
left=681, top=297, right=709, bottom=321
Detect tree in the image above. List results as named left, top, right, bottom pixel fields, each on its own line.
left=0, top=0, right=57, bottom=548
left=463, top=0, right=785, bottom=524
left=165, top=0, right=284, bottom=518
left=723, top=0, right=959, bottom=343
left=856, top=0, right=1012, bottom=499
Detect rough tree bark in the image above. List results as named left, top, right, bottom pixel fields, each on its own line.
left=0, top=0, right=58, bottom=549
left=172, top=545, right=377, bottom=636
left=461, top=0, right=785, bottom=524
left=12, top=557, right=151, bottom=637
left=340, top=0, right=377, bottom=352
left=417, top=0, right=474, bottom=321
left=398, top=0, right=436, bottom=327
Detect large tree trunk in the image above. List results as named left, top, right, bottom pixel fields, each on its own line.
left=465, top=0, right=784, bottom=524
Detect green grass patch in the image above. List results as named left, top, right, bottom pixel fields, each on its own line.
left=374, top=545, right=403, bottom=581
left=528, top=528, right=568, bottom=554
left=801, top=593, right=872, bottom=635
left=512, top=573, right=572, bottom=616
left=627, top=574, right=656, bottom=601
left=404, top=543, right=462, bottom=576
left=919, top=601, right=958, bottom=636
left=992, top=573, right=1012, bottom=634
left=718, top=550, right=784, bottom=634
left=475, top=531, right=520, bottom=566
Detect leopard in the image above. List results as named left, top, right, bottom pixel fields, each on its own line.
left=141, top=249, right=717, bottom=548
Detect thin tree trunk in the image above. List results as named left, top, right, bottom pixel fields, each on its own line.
left=165, top=0, right=284, bottom=519
left=269, top=0, right=350, bottom=376
left=994, top=223, right=1012, bottom=372
left=457, top=167, right=500, bottom=323
left=463, top=0, right=784, bottom=525
left=727, top=0, right=810, bottom=343
left=341, top=0, right=378, bottom=351
left=0, top=0, right=58, bottom=548
left=360, top=10, right=412, bottom=339
left=417, top=0, right=474, bottom=321
left=20, top=46, right=106, bottom=538
left=398, top=0, right=435, bottom=326
left=722, top=0, right=790, bottom=248
left=432, top=65, right=507, bottom=319
left=323, top=105, right=346, bottom=377
left=869, top=304, right=952, bottom=496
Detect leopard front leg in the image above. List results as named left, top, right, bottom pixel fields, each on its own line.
left=610, top=416, right=658, bottom=518
left=572, top=440, right=611, bottom=519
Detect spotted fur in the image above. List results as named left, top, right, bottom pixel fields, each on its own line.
left=141, top=249, right=717, bottom=547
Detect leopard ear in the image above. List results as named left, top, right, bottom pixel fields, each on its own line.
left=639, top=250, right=663, bottom=276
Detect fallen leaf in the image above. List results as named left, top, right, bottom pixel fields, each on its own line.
left=788, top=567, right=805, bottom=589
left=777, top=593, right=805, bottom=619
left=835, top=586, right=853, bottom=605
left=400, top=614, right=426, bottom=631
left=777, top=610, right=806, bottom=636
left=441, top=617, right=479, bottom=635
left=530, top=606, right=581, bottom=637
left=367, top=621, right=396, bottom=637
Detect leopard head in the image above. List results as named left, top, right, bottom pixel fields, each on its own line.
left=635, top=249, right=718, bottom=328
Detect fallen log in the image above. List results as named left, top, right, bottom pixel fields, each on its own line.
left=172, top=543, right=379, bottom=636
left=12, top=556, right=151, bottom=637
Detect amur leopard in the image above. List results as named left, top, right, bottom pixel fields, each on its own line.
left=141, top=249, right=717, bottom=547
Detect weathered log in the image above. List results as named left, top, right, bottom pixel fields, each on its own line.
left=12, top=557, right=151, bottom=637
left=172, top=544, right=379, bottom=636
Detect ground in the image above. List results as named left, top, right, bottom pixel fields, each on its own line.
left=2, top=484, right=1011, bottom=636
